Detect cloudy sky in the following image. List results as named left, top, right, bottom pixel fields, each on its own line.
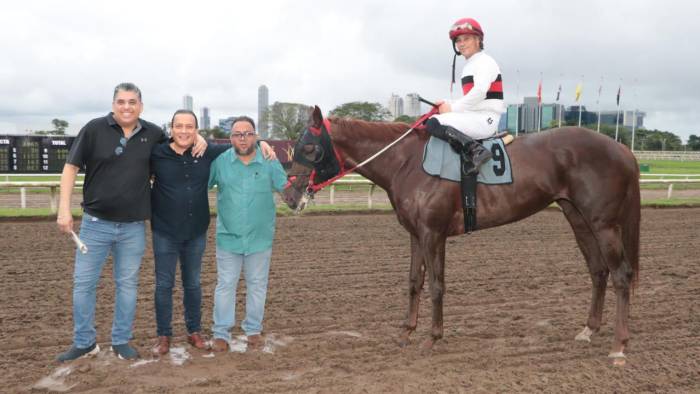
left=1, top=0, right=698, bottom=142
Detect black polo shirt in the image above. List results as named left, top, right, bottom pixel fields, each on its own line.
left=66, top=113, right=166, bottom=222
left=150, top=142, right=230, bottom=241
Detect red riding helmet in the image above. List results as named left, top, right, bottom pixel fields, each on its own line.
left=447, top=18, right=485, bottom=91
left=449, top=18, right=484, bottom=41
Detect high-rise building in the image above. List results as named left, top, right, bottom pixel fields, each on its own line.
left=622, top=110, right=645, bottom=128
left=387, top=93, right=404, bottom=119
left=201, top=107, right=211, bottom=130
left=183, top=94, right=193, bottom=111
left=404, top=93, right=421, bottom=117
left=219, top=116, right=236, bottom=133
left=507, top=99, right=564, bottom=133
left=258, top=85, right=270, bottom=139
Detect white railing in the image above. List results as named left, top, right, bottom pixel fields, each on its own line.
left=633, top=151, right=700, bottom=161
left=0, top=181, right=83, bottom=211
left=2, top=174, right=700, bottom=211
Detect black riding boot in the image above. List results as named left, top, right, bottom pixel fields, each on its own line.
left=426, top=119, right=493, bottom=174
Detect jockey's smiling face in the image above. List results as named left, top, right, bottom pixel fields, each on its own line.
left=455, top=34, right=481, bottom=59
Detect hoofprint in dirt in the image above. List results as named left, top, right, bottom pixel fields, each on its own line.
left=0, top=209, right=698, bottom=392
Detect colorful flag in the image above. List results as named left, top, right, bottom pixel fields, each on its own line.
left=537, top=80, right=542, bottom=104
left=616, top=85, right=621, bottom=106
left=556, top=84, right=561, bottom=101
left=575, top=83, right=582, bottom=102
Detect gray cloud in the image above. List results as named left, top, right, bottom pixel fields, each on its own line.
left=0, top=0, right=698, bottom=141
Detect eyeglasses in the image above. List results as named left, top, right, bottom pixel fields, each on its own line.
left=114, top=137, right=127, bottom=156
left=231, top=131, right=256, bottom=140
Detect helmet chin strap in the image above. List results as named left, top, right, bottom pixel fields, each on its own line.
left=451, top=52, right=458, bottom=94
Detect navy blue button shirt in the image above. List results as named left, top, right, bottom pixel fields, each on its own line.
left=150, top=142, right=230, bottom=241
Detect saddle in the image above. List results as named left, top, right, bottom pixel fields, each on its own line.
left=422, top=133, right=514, bottom=234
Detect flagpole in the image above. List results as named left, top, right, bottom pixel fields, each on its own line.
left=631, top=109, right=637, bottom=151
left=577, top=75, right=584, bottom=127
left=596, top=76, right=603, bottom=133
left=631, top=78, right=637, bottom=151
left=557, top=74, right=562, bottom=128
left=615, top=79, right=622, bottom=141
left=515, top=69, right=520, bottom=136
left=537, top=73, right=542, bottom=132
left=614, top=109, right=620, bottom=141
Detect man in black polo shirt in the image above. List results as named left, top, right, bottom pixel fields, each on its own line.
left=55, top=83, right=207, bottom=362
left=149, top=110, right=276, bottom=356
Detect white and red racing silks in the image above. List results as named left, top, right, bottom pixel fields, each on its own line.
left=449, top=51, right=506, bottom=115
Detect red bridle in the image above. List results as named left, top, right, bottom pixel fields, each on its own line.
left=291, top=109, right=439, bottom=195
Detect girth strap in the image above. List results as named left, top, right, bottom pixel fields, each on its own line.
left=460, top=156, right=478, bottom=234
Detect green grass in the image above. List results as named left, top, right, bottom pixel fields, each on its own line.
left=0, top=208, right=82, bottom=217
left=638, top=160, right=700, bottom=174
left=640, top=197, right=700, bottom=206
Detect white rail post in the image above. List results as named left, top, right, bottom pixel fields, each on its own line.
left=20, top=187, right=26, bottom=209
left=49, top=186, right=58, bottom=213
left=667, top=183, right=673, bottom=199
left=368, top=185, right=375, bottom=208
left=330, top=184, right=335, bottom=204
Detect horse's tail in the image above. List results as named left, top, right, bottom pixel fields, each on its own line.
left=622, top=158, right=641, bottom=290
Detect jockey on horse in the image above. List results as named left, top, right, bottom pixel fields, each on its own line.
left=427, top=17, right=505, bottom=175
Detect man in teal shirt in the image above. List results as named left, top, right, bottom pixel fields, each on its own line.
left=208, top=116, right=287, bottom=352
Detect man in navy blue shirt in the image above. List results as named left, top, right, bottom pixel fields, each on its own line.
left=149, top=110, right=276, bottom=356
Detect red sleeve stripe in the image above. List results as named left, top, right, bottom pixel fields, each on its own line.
left=461, top=74, right=503, bottom=98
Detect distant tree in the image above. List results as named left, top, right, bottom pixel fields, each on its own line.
left=635, top=129, right=682, bottom=151
left=393, top=114, right=418, bottom=124
left=51, top=118, right=68, bottom=135
left=687, top=135, right=700, bottom=151
left=329, top=102, right=391, bottom=122
left=264, top=102, right=311, bottom=140
left=200, top=126, right=228, bottom=139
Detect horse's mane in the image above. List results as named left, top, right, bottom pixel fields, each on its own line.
left=329, top=117, right=415, bottom=140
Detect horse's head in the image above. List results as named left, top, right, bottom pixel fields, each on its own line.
left=282, top=106, right=342, bottom=213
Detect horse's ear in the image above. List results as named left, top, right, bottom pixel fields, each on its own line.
left=311, top=106, right=323, bottom=128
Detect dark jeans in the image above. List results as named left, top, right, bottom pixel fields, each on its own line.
left=153, top=230, right=207, bottom=337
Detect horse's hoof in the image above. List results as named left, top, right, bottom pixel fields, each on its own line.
left=397, top=330, right=412, bottom=348
left=420, top=339, right=434, bottom=354
left=608, top=351, right=626, bottom=366
left=575, top=326, right=594, bottom=343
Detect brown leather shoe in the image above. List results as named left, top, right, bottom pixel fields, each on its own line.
left=211, top=338, right=229, bottom=352
left=187, top=332, right=209, bottom=350
left=246, top=334, right=264, bottom=350
left=152, top=336, right=170, bottom=356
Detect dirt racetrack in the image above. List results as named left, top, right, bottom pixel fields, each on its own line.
left=1, top=208, right=698, bottom=393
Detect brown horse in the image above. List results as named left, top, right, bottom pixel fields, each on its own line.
left=283, top=106, right=640, bottom=361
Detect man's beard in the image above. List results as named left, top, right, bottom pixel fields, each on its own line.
left=234, top=145, right=256, bottom=156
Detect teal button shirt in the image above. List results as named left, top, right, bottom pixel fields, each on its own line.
left=208, top=148, right=288, bottom=255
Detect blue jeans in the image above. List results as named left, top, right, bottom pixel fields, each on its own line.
left=72, top=212, right=145, bottom=348
left=152, top=230, right=207, bottom=337
left=212, top=247, right=272, bottom=341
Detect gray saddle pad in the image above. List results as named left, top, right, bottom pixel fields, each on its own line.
left=422, top=136, right=513, bottom=184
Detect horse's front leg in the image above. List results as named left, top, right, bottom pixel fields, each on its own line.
left=419, top=233, right=447, bottom=351
left=399, top=234, right=425, bottom=347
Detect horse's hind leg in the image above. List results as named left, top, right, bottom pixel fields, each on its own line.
left=419, top=232, right=446, bottom=351
left=399, top=234, right=426, bottom=347
left=594, top=226, right=634, bottom=359
left=558, top=200, right=609, bottom=342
